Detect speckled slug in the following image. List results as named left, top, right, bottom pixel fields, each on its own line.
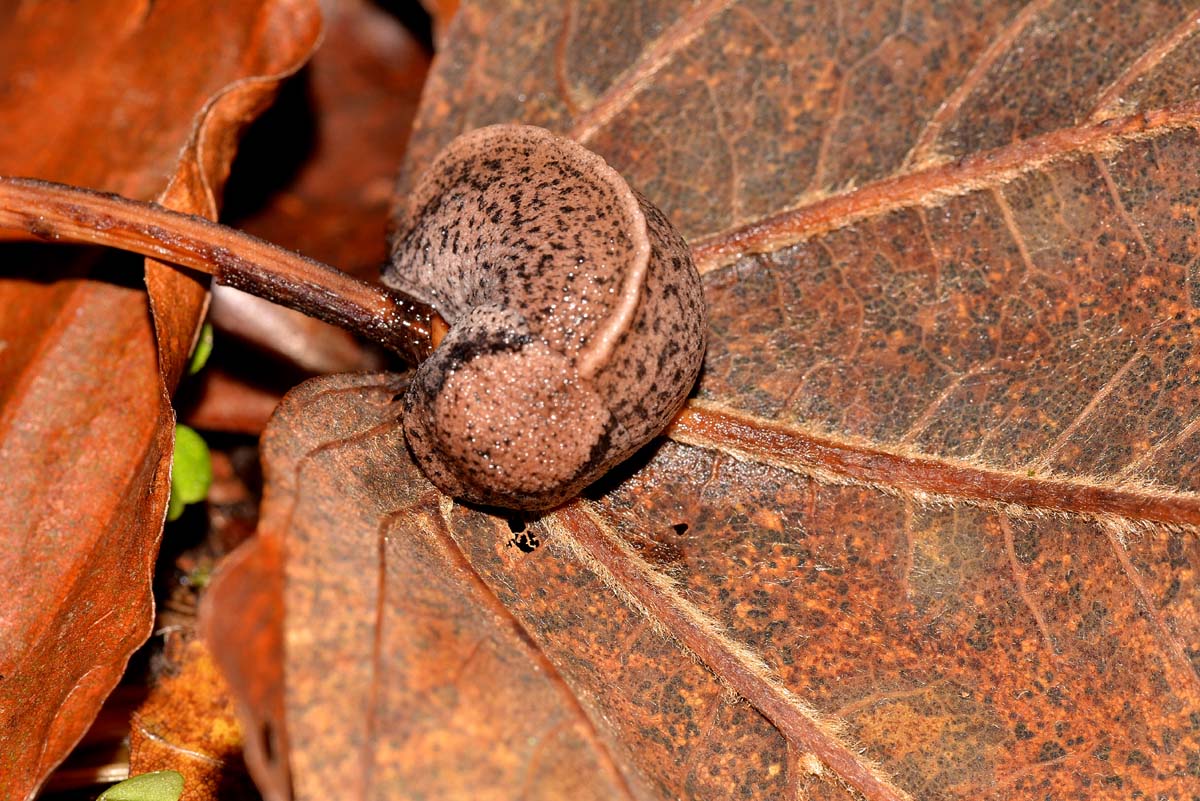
left=386, top=125, right=706, bottom=509
left=0, top=124, right=707, bottom=510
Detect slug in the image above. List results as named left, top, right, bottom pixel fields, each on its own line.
left=0, top=125, right=707, bottom=511
left=387, top=126, right=706, bottom=509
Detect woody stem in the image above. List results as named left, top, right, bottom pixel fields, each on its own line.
left=0, top=176, right=441, bottom=364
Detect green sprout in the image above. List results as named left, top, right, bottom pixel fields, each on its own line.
left=168, top=424, right=212, bottom=521
left=97, top=771, right=184, bottom=801
left=186, top=322, right=214, bottom=376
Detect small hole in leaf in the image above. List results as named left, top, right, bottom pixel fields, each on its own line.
left=511, top=530, right=541, bottom=553
left=672, top=522, right=689, bottom=535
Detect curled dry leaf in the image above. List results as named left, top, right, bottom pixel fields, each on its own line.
left=207, top=374, right=638, bottom=801
left=0, top=1, right=320, bottom=797
left=209, top=1, right=1200, bottom=800
left=128, top=638, right=254, bottom=801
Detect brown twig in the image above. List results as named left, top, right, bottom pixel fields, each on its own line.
left=0, top=176, right=441, bottom=364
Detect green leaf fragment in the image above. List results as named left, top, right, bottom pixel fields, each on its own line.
left=98, top=771, right=185, bottom=801
left=186, top=321, right=214, bottom=375
left=167, top=490, right=186, bottom=522
left=168, top=424, right=212, bottom=522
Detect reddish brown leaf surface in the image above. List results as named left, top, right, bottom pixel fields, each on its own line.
left=212, top=374, right=637, bottom=801
left=0, top=1, right=320, bottom=797
left=209, top=2, right=1200, bottom=799
left=129, top=637, right=253, bottom=801
left=204, top=533, right=291, bottom=801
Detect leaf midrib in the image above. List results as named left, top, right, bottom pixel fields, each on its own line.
left=669, top=400, right=1200, bottom=527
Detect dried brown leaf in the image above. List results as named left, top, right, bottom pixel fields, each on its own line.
left=0, top=1, right=320, bottom=796
left=128, top=638, right=253, bottom=801
left=209, top=374, right=638, bottom=801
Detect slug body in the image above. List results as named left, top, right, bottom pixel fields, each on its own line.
left=386, top=125, right=706, bottom=510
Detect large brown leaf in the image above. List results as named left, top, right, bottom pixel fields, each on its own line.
left=209, top=1, right=1200, bottom=799
left=0, top=2, right=320, bottom=797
